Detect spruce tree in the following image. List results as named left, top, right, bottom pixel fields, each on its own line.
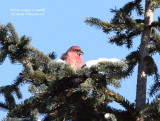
left=0, top=23, right=132, bottom=120
left=85, top=0, right=160, bottom=112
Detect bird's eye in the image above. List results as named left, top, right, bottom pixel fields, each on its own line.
left=72, top=49, right=83, bottom=55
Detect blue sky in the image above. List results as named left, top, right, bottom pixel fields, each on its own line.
left=0, top=0, right=160, bottom=120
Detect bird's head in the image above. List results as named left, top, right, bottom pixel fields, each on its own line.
left=67, top=46, right=84, bottom=56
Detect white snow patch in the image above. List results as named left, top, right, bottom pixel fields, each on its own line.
left=86, top=58, right=123, bottom=68
left=104, top=113, right=110, bottom=119
left=56, top=59, right=66, bottom=63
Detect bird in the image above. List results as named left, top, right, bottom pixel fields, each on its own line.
left=60, top=46, right=84, bottom=69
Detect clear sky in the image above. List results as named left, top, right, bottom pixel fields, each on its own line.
left=0, top=0, right=160, bottom=120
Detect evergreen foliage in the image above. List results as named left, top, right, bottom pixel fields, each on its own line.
left=85, top=0, right=160, bottom=120
left=0, top=23, right=133, bottom=121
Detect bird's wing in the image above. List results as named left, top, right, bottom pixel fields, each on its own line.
left=61, top=53, right=67, bottom=60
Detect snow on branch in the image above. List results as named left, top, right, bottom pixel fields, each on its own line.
left=86, top=58, right=125, bottom=68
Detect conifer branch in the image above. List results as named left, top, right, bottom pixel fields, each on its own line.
left=140, top=100, right=160, bottom=120
left=111, top=0, right=143, bottom=16
left=107, top=89, right=136, bottom=113
left=151, top=21, right=160, bottom=28
left=7, top=23, right=20, bottom=43
left=85, top=17, right=117, bottom=33
left=0, top=102, right=10, bottom=110
left=150, top=81, right=160, bottom=96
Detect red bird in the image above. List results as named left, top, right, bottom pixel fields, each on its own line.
left=61, top=46, right=84, bottom=69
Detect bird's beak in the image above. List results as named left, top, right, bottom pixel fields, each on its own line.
left=78, top=50, right=84, bottom=55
